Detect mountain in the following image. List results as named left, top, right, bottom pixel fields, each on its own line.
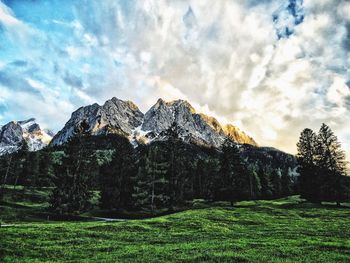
left=51, top=97, right=257, bottom=148
left=0, top=118, right=53, bottom=155
left=51, top=97, right=143, bottom=146
left=140, top=99, right=257, bottom=147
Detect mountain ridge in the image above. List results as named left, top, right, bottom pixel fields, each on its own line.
left=50, top=97, right=258, bottom=148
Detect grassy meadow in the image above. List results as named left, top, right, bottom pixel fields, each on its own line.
left=1, top=187, right=350, bottom=262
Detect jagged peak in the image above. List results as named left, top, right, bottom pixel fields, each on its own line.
left=1, top=118, right=37, bottom=130
left=156, top=98, right=165, bottom=104
left=4, top=121, right=18, bottom=126
left=153, top=98, right=166, bottom=109
left=153, top=98, right=196, bottom=113
left=105, top=97, right=142, bottom=111
left=110, top=96, right=123, bottom=104
left=18, top=118, right=36, bottom=125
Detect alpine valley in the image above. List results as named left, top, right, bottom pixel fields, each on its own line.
left=2, top=1, right=350, bottom=262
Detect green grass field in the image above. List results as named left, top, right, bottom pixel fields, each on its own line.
left=1, top=187, right=350, bottom=262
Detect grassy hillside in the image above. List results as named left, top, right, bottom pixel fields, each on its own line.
left=1, top=194, right=350, bottom=262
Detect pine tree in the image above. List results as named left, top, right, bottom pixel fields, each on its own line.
left=194, top=159, right=205, bottom=199
left=257, top=166, right=273, bottom=199
left=50, top=136, right=93, bottom=215
left=24, top=152, right=40, bottom=190
left=12, top=140, right=30, bottom=188
left=132, top=145, right=169, bottom=213
left=166, top=136, right=195, bottom=208
left=271, top=168, right=282, bottom=197
left=100, top=140, right=135, bottom=210
left=37, top=150, right=54, bottom=187
left=194, top=159, right=218, bottom=200
left=316, top=124, right=349, bottom=206
left=0, top=154, right=15, bottom=199
left=218, top=139, right=250, bottom=205
left=281, top=170, right=292, bottom=196
left=248, top=167, right=261, bottom=200
left=297, top=128, right=320, bottom=202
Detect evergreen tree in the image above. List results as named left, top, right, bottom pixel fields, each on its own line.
left=19, top=149, right=41, bottom=191
left=316, top=124, right=349, bottom=205
left=132, top=145, right=169, bottom=213
left=218, top=139, right=250, bottom=205
left=50, top=136, right=93, bottom=215
left=281, top=170, right=292, bottom=196
left=271, top=168, right=282, bottom=197
left=0, top=154, right=15, bottom=199
left=194, top=159, right=205, bottom=199
left=37, top=150, right=54, bottom=187
left=199, top=158, right=220, bottom=200
left=12, top=140, right=30, bottom=188
left=166, top=135, right=195, bottom=208
left=257, top=166, right=273, bottom=199
left=100, top=139, right=135, bottom=210
left=297, top=128, right=319, bottom=202
left=247, top=166, right=261, bottom=199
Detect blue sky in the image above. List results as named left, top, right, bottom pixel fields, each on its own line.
left=0, top=0, right=350, bottom=157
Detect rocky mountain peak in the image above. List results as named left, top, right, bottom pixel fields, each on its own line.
left=0, top=118, right=53, bottom=155
left=140, top=98, right=258, bottom=147
left=51, top=97, right=144, bottom=146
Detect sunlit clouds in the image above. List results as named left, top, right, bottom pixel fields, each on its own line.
left=0, top=0, right=349, bottom=158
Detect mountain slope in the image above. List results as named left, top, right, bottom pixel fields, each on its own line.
left=0, top=118, right=53, bottom=155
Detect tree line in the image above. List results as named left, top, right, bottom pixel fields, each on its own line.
left=6, top=123, right=348, bottom=215
left=0, top=130, right=296, bottom=215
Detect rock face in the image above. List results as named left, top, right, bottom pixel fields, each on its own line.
left=51, top=97, right=144, bottom=146
left=0, top=118, right=53, bottom=155
left=51, top=97, right=258, bottom=148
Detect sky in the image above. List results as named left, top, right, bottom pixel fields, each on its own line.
left=0, top=0, right=350, bottom=157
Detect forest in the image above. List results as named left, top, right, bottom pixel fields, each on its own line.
left=0, top=123, right=349, bottom=216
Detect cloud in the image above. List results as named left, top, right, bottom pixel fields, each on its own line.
left=0, top=0, right=350, bottom=160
